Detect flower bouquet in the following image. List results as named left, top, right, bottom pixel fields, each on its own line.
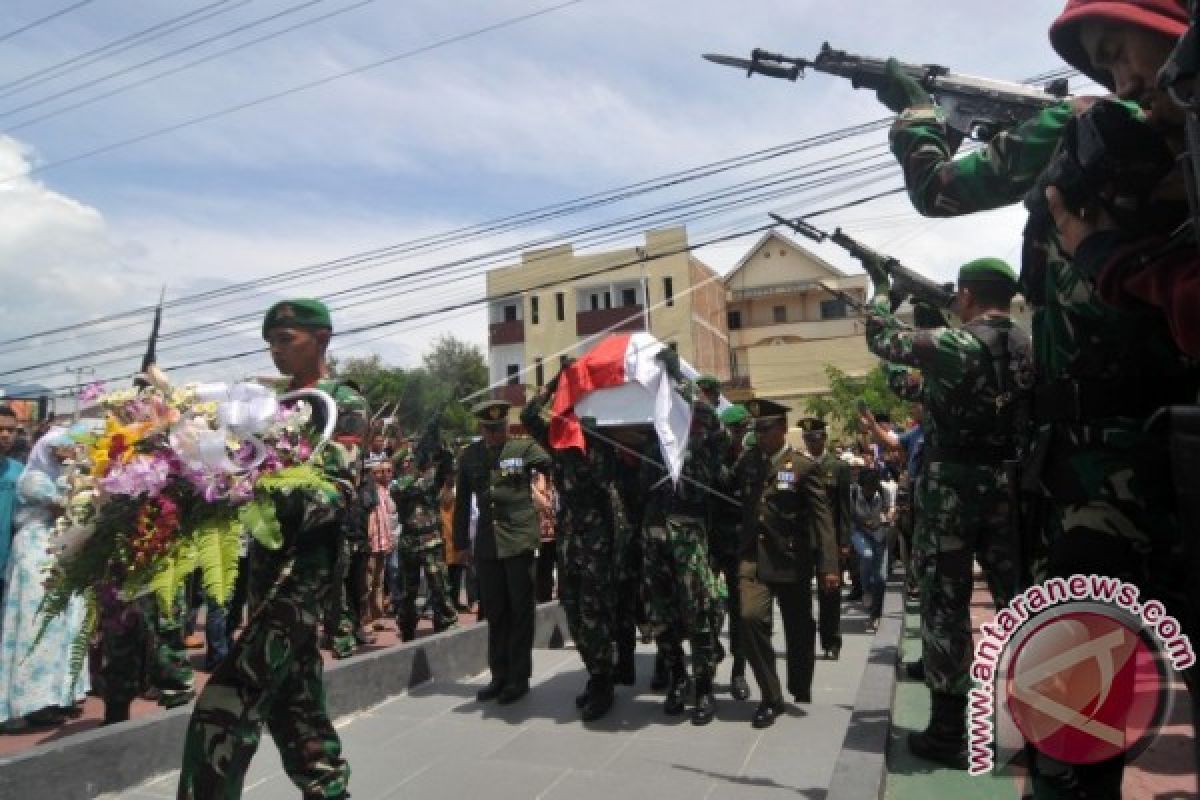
left=40, top=369, right=343, bottom=675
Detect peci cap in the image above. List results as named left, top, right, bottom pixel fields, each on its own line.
left=262, top=298, right=333, bottom=339
left=1049, top=0, right=1188, bottom=89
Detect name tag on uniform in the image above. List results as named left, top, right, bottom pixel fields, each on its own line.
left=499, top=457, right=525, bottom=476
left=775, top=471, right=795, bottom=491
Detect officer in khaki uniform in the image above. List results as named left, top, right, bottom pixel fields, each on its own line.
left=736, top=399, right=839, bottom=729
left=453, top=400, right=552, bottom=705
left=799, top=417, right=852, bottom=661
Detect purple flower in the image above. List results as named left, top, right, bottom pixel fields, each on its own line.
left=99, top=453, right=172, bottom=498
left=80, top=382, right=106, bottom=404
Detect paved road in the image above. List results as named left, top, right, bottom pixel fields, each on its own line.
left=110, top=599, right=877, bottom=800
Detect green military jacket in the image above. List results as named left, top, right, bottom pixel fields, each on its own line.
left=736, top=443, right=836, bottom=584
left=453, top=435, right=551, bottom=560
left=391, top=473, right=443, bottom=552
left=814, top=451, right=852, bottom=550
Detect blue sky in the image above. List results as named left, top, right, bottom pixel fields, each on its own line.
left=0, top=0, right=1077, bottom=403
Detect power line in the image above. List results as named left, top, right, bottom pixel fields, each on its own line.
left=0, top=1, right=96, bottom=46
left=0, top=0, right=588, bottom=184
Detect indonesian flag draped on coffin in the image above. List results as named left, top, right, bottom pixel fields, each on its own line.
left=547, top=332, right=697, bottom=483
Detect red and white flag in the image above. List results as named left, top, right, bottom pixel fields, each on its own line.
left=548, top=332, right=692, bottom=482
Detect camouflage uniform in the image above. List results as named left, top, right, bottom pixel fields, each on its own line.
left=640, top=426, right=721, bottom=703
left=98, top=592, right=194, bottom=722
left=391, top=471, right=457, bottom=640
left=178, top=378, right=366, bottom=800
left=709, top=426, right=747, bottom=681
left=865, top=295, right=1027, bottom=697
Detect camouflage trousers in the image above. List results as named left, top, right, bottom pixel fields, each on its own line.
left=178, top=548, right=349, bottom=800
left=642, top=515, right=720, bottom=680
left=557, top=502, right=619, bottom=678
left=322, top=537, right=361, bottom=659
left=98, top=592, right=194, bottom=714
left=396, top=539, right=458, bottom=639
left=916, top=461, right=1016, bottom=697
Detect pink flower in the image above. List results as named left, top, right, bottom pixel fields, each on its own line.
left=80, top=382, right=106, bottom=404
left=99, top=453, right=172, bottom=497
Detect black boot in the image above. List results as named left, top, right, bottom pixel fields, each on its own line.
left=615, top=642, right=636, bottom=686
left=663, top=667, right=691, bottom=716
left=650, top=651, right=668, bottom=691
left=908, top=691, right=968, bottom=769
left=575, top=677, right=594, bottom=709
left=691, top=677, right=716, bottom=726
left=581, top=676, right=615, bottom=722
left=730, top=659, right=750, bottom=701
left=102, top=702, right=130, bottom=725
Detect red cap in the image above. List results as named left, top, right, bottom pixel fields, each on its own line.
left=1049, top=0, right=1188, bottom=88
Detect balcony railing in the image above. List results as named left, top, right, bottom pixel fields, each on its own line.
left=575, top=305, right=645, bottom=336
left=489, top=319, right=525, bottom=346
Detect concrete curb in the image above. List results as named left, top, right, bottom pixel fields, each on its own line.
left=0, top=603, right=570, bottom=800
left=826, top=576, right=905, bottom=800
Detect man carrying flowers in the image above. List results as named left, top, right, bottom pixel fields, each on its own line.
left=178, top=299, right=367, bottom=800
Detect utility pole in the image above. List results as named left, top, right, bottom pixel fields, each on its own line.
left=64, top=365, right=94, bottom=422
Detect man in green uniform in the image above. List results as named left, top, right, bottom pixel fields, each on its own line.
left=799, top=417, right=852, bottom=662
left=861, top=256, right=1029, bottom=768
left=453, top=400, right=552, bottom=705
left=712, top=403, right=751, bottom=700
left=640, top=398, right=723, bottom=725
left=99, top=593, right=195, bottom=724
left=391, top=455, right=458, bottom=640
left=179, top=298, right=366, bottom=800
left=736, top=398, right=839, bottom=729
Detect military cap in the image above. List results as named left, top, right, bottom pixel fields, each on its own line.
left=472, top=399, right=511, bottom=424
left=957, top=257, right=1017, bottom=288
left=262, top=298, right=333, bottom=339
left=719, top=404, right=749, bottom=427
left=745, top=397, right=790, bottom=424
left=696, top=374, right=721, bottom=391
left=798, top=417, right=827, bottom=437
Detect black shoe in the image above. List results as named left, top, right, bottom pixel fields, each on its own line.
left=908, top=691, right=968, bottom=769
left=905, top=659, right=926, bottom=681
left=663, top=672, right=691, bottom=716
left=614, top=655, right=636, bottom=686
left=497, top=683, right=530, bottom=705
left=793, top=690, right=811, bottom=704
left=102, top=703, right=131, bottom=726
left=824, top=646, right=841, bottom=661
left=581, top=678, right=614, bottom=722
left=476, top=681, right=505, bottom=702
left=691, top=679, right=716, bottom=726
left=752, top=700, right=785, bottom=729
left=730, top=674, right=751, bottom=701
left=575, top=678, right=594, bottom=710
left=650, top=652, right=668, bottom=691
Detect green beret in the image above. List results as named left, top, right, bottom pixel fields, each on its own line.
left=262, top=298, right=333, bottom=339
left=957, top=257, right=1017, bottom=287
left=696, top=375, right=720, bottom=391
left=719, top=404, right=749, bottom=427
left=471, top=399, right=510, bottom=424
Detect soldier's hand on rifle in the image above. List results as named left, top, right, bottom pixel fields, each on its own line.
left=875, top=58, right=931, bottom=113
left=857, top=251, right=891, bottom=297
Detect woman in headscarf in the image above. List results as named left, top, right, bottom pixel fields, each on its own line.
left=0, top=427, right=91, bottom=729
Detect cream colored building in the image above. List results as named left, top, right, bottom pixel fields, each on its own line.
left=724, top=230, right=872, bottom=411
left=484, top=226, right=729, bottom=410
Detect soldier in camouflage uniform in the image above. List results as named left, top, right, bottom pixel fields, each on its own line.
left=521, top=384, right=631, bottom=721
left=798, top=417, right=852, bottom=662
left=99, top=593, right=194, bottom=724
left=712, top=403, right=750, bottom=700
left=861, top=255, right=1030, bottom=768
left=736, top=398, right=839, bottom=730
left=178, top=298, right=366, bottom=800
left=391, top=456, right=458, bottom=640
left=876, top=14, right=1199, bottom=783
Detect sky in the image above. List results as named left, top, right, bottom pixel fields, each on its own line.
left=0, top=0, right=1078, bottom=408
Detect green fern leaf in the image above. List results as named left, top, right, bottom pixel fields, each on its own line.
left=192, top=512, right=241, bottom=606
left=238, top=497, right=282, bottom=550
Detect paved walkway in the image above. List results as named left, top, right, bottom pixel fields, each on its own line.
left=108, top=598, right=878, bottom=800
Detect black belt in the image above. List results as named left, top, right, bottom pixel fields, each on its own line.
left=926, top=445, right=1012, bottom=464
left=1033, top=378, right=1192, bottom=423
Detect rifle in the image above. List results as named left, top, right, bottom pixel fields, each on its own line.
left=133, top=287, right=166, bottom=389
left=770, top=213, right=957, bottom=311
left=704, top=43, right=1069, bottom=142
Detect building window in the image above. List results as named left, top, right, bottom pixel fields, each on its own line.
left=506, top=365, right=520, bottom=385
left=556, top=292, right=565, bottom=321
left=503, top=304, right=517, bottom=323
left=820, top=299, right=848, bottom=320
left=559, top=354, right=569, bottom=369
left=622, top=288, right=637, bottom=307
left=530, top=296, right=539, bottom=325
left=663, top=276, right=674, bottom=307
left=668, top=342, right=678, bottom=353
left=534, top=357, right=544, bottom=387
left=773, top=305, right=787, bottom=324
left=727, top=310, right=742, bottom=330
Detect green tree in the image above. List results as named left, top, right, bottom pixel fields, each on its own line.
left=805, top=363, right=910, bottom=436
